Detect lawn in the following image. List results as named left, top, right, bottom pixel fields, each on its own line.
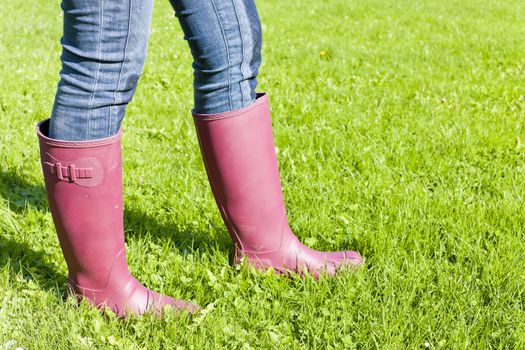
left=0, top=0, right=524, bottom=348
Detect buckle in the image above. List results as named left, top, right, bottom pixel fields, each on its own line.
left=44, top=162, right=93, bottom=183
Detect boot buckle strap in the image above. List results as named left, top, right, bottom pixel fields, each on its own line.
left=44, top=162, right=93, bottom=183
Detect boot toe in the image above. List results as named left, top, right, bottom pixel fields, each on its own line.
left=342, top=250, right=363, bottom=266
left=143, top=290, right=201, bottom=315
left=172, top=299, right=202, bottom=314
left=318, top=250, right=363, bottom=276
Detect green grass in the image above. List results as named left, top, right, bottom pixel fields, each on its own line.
left=1, top=0, right=525, bottom=348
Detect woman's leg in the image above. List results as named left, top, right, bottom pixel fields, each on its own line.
left=170, top=0, right=262, bottom=114
left=37, top=0, right=199, bottom=316
left=173, top=0, right=363, bottom=276
left=49, top=0, right=153, bottom=141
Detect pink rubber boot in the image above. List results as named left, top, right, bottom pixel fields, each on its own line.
left=193, top=94, right=363, bottom=277
left=37, top=120, right=199, bottom=317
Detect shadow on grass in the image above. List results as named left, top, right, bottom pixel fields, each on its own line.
left=0, top=170, right=65, bottom=291
left=0, top=169, right=48, bottom=212
left=0, top=169, right=224, bottom=288
left=0, top=169, right=219, bottom=248
left=123, top=206, right=227, bottom=254
left=0, top=235, right=66, bottom=292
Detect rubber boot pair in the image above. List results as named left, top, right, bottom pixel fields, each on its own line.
left=37, top=93, right=362, bottom=317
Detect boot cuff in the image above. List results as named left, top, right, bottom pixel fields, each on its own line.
left=36, top=119, right=121, bottom=149
left=192, top=93, right=269, bottom=121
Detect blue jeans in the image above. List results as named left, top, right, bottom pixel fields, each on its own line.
left=49, top=0, right=262, bottom=141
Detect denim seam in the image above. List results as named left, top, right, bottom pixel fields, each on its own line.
left=233, top=0, right=255, bottom=107
left=87, top=0, right=105, bottom=141
left=230, top=0, right=246, bottom=107
left=111, top=0, right=134, bottom=137
left=209, top=0, right=233, bottom=111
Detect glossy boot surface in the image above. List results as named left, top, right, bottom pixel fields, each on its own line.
left=37, top=120, right=199, bottom=317
left=193, top=94, right=363, bottom=277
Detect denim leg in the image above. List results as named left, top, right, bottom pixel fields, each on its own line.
left=49, top=0, right=154, bottom=141
left=170, top=0, right=262, bottom=114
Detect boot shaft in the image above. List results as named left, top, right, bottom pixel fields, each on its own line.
left=193, top=93, right=287, bottom=254
left=37, top=120, right=128, bottom=290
